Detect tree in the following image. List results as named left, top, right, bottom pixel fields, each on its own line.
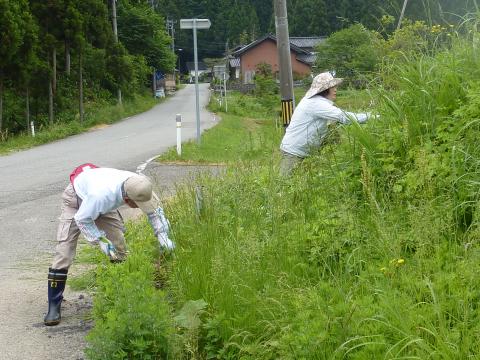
left=104, top=42, right=136, bottom=95
left=61, top=0, right=83, bottom=75
left=225, top=1, right=260, bottom=46
left=315, top=24, right=384, bottom=85
left=0, top=0, right=35, bottom=132
left=14, top=10, right=39, bottom=133
left=30, top=0, right=65, bottom=123
left=118, top=2, right=175, bottom=72
left=384, top=0, right=477, bottom=25
left=75, top=0, right=112, bottom=120
left=289, top=0, right=329, bottom=36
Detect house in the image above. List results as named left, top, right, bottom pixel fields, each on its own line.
left=228, top=34, right=326, bottom=84
left=186, top=61, right=210, bottom=83
left=212, top=64, right=228, bottom=80
left=290, top=36, right=326, bottom=68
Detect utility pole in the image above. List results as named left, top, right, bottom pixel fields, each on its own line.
left=166, top=18, right=176, bottom=52
left=224, top=39, right=230, bottom=112
left=111, top=0, right=122, bottom=104
left=166, top=17, right=177, bottom=81
left=397, top=0, right=409, bottom=30
left=274, top=0, right=294, bottom=129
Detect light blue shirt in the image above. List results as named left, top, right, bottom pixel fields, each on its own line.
left=280, top=95, right=371, bottom=158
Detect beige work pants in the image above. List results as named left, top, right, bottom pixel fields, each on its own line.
left=279, top=151, right=304, bottom=177
left=51, top=184, right=127, bottom=270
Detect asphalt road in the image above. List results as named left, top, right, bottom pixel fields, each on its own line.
left=0, top=83, right=216, bottom=359
left=0, top=83, right=214, bottom=268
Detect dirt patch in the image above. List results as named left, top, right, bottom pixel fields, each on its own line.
left=88, top=124, right=110, bottom=131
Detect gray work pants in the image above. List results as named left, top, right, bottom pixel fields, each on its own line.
left=51, top=183, right=127, bottom=270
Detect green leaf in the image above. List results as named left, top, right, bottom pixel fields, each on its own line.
left=174, top=299, right=208, bottom=330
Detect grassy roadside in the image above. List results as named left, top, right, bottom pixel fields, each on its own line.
left=78, top=29, right=480, bottom=357
left=0, top=92, right=162, bottom=155
left=81, top=87, right=390, bottom=359
left=158, top=87, right=372, bottom=164
left=159, top=91, right=283, bottom=164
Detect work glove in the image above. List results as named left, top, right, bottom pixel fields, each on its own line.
left=98, top=237, right=118, bottom=261
left=148, top=207, right=175, bottom=252
left=156, top=207, right=170, bottom=234
left=157, top=233, right=175, bottom=252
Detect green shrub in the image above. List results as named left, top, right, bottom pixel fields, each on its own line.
left=315, top=24, right=384, bottom=85
left=86, top=221, right=176, bottom=359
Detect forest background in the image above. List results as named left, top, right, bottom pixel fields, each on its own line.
left=1, top=0, right=477, bottom=143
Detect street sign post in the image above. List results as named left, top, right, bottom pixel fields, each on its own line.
left=180, top=19, right=211, bottom=30
left=180, top=19, right=211, bottom=145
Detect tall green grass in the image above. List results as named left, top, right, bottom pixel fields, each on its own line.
left=162, top=23, right=480, bottom=358
left=166, top=160, right=480, bottom=358
left=86, top=20, right=480, bottom=359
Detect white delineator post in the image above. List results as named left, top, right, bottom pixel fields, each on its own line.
left=30, top=121, right=35, bottom=137
left=176, top=114, right=182, bottom=156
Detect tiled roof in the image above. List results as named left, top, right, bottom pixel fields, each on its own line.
left=297, top=53, right=317, bottom=65
left=232, top=34, right=310, bottom=56
left=290, top=37, right=326, bottom=49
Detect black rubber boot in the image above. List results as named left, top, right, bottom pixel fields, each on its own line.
left=44, top=268, right=68, bottom=326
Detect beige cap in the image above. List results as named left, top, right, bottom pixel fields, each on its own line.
left=305, top=72, right=343, bottom=99
left=123, top=175, right=156, bottom=214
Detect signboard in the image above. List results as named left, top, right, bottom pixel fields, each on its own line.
left=155, top=71, right=165, bottom=82
left=180, top=19, right=211, bottom=30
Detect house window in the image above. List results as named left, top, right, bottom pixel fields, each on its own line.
left=244, top=70, right=255, bottom=84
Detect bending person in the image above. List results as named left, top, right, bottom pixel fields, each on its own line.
left=44, top=163, right=174, bottom=326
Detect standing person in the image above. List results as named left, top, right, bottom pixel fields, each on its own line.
left=44, top=163, right=175, bottom=326
left=279, top=72, right=375, bottom=176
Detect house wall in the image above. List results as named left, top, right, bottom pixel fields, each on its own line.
left=240, top=39, right=311, bottom=83
left=188, top=70, right=208, bottom=83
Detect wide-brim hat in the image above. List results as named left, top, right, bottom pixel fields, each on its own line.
left=305, top=72, right=343, bottom=99
left=124, top=175, right=156, bottom=214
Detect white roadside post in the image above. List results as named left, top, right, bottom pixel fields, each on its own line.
left=176, top=114, right=182, bottom=156
left=223, top=72, right=228, bottom=112
left=180, top=18, right=211, bottom=145
left=30, top=121, right=35, bottom=137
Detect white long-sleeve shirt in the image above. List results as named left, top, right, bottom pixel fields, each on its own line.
left=73, top=167, right=166, bottom=243
left=280, top=95, right=371, bottom=158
